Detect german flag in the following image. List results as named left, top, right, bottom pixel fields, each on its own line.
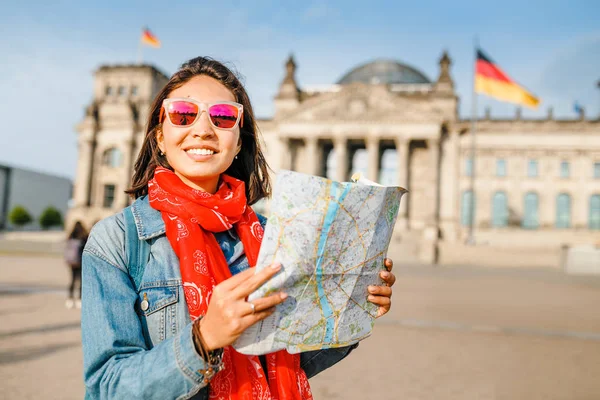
left=141, top=28, right=161, bottom=48
left=475, top=49, right=539, bottom=108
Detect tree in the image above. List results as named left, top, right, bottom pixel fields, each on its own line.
left=8, top=205, right=33, bottom=227
left=39, top=206, right=63, bottom=229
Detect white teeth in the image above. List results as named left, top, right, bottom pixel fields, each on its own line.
left=187, top=148, right=215, bottom=155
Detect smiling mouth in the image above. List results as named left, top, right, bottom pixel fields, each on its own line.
left=186, top=148, right=216, bottom=155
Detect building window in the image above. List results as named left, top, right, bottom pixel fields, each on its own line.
left=560, top=161, right=570, bottom=178
left=118, top=86, right=126, bottom=96
left=465, top=158, right=473, bottom=177
left=461, top=190, right=475, bottom=226
left=590, top=194, right=600, bottom=230
left=522, top=192, right=539, bottom=229
left=492, top=191, right=508, bottom=227
left=594, top=162, right=600, bottom=179
left=131, top=85, right=138, bottom=96
left=105, top=85, right=113, bottom=95
left=496, top=159, right=506, bottom=177
left=556, top=193, right=571, bottom=228
left=527, top=159, right=538, bottom=178
left=102, top=148, right=122, bottom=168
left=103, top=184, right=116, bottom=208
left=378, top=149, right=398, bottom=186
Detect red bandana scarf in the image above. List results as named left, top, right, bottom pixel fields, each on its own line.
left=148, top=167, right=312, bottom=400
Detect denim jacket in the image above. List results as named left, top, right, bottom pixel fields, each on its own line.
left=81, top=196, right=357, bottom=400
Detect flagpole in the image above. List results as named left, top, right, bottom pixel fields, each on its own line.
left=467, top=36, right=479, bottom=245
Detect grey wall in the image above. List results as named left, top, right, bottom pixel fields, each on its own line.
left=0, top=166, right=8, bottom=229
left=0, top=164, right=72, bottom=230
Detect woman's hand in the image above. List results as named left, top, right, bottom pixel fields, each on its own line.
left=368, top=258, right=396, bottom=318
left=199, top=263, right=287, bottom=351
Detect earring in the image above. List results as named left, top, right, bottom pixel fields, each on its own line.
left=235, top=155, right=238, bottom=160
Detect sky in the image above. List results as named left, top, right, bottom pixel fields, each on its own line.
left=1, top=0, right=599, bottom=179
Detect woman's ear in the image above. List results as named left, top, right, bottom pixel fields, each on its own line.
left=156, top=126, right=165, bottom=154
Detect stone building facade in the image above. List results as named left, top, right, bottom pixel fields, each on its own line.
left=67, top=55, right=600, bottom=266
left=68, top=65, right=168, bottom=227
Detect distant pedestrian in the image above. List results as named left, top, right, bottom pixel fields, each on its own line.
left=64, top=221, right=87, bottom=309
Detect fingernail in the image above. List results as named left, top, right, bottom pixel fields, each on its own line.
left=381, top=271, right=390, bottom=278
left=368, top=295, right=376, bottom=301
left=280, top=292, right=288, bottom=300
left=271, top=262, right=281, bottom=270
left=368, top=286, right=377, bottom=293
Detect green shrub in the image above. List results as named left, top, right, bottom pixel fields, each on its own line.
left=8, top=205, right=33, bottom=227
left=39, top=206, right=63, bottom=229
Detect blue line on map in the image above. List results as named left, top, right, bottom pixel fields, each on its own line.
left=315, top=182, right=351, bottom=344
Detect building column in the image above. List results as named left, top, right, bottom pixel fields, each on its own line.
left=439, top=130, right=459, bottom=242
left=91, top=145, right=104, bottom=208
left=74, top=137, right=95, bottom=208
left=395, top=137, right=409, bottom=229
left=366, top=137, right=380, bottom=182
left=419, top=138, right=441, bottom=264
left=333, top=137, right=348, bottom=182
left=279, top=137, right=291, bottom=170
left=119, top=137, right=135, bottom=208
left=428, top=138, right=441, bottom=225
left=305, top=137, right=320, bottom=176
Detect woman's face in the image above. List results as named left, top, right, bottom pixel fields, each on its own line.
left=156, top=75, right=242, bottom=193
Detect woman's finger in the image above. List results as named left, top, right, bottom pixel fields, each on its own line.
left=368, top=285, right=392, bottom=297
left=233, top=263, right=282, bottom=298
left=243, top=306, right=277, bottom=326
left=367, top=295, right=391, bottom=307
left=376, top=305, right=391, bottom=318
left=380, top=270, right=396, bottom=287
left=243, top=292, right=288, bottom=315
left=218, top=267, right=257, bottom=290
left=384, top=258, right=393, bottom=272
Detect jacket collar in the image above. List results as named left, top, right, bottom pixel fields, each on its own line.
left=130, top=195, right=165, bottom=240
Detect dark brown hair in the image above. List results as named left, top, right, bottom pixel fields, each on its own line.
left=126, top=56, right=271, bottom=205
left=68, top=221, right=89, bottom=240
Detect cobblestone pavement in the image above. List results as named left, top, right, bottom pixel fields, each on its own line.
left=1, top=254, right=600, bottom=400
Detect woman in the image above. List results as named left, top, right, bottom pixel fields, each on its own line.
left=81, top=56, right=396, bottom=400
left=64, top=221, right=87, bottom=309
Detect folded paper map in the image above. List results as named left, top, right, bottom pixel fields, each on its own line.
left=233, top=170, right=407, bottom=355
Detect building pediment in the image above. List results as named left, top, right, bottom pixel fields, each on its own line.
left=276, top=84, right=450, bottom=124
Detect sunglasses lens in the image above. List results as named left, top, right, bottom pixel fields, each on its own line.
left=167, top=101, right=198, bottom=126
left=209, top=104, right=239, bottom=129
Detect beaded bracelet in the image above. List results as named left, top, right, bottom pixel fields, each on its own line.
left=192, top=316, right=224, bottom=383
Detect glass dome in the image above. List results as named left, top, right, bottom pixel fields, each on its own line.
left=337, top=59, right=431, bottom=85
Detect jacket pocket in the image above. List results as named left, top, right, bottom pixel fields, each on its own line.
left=137, top=283, right=179, bottom=346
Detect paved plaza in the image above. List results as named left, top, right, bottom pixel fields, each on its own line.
left=1, top=254, right=600, bottom=399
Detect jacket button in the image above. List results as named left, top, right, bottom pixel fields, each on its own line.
left=141, top=293, right=149, bottom=311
